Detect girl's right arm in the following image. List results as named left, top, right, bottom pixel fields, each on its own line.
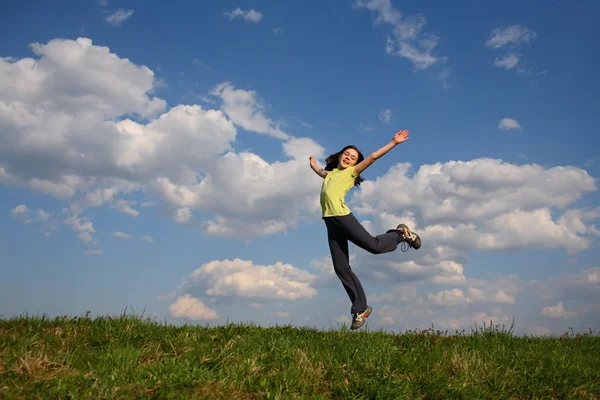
left=309, top=156, right=328, bottom=178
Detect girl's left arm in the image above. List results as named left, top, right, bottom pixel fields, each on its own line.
left=354, top=130, right=409, bottom=175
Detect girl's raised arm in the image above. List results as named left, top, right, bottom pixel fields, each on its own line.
left=354, top=130, right=409, bottom=176
left=309, top=156, right=329, bottom=178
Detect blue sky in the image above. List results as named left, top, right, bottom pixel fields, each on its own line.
left=1, top=0, right=599, bottom=335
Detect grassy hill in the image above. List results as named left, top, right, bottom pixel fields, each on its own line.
left=1, top=312, right=599, bottom=399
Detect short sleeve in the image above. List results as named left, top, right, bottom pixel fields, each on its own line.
left=349, top=166, right=358, bottom=178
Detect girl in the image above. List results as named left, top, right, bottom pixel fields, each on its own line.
left=309, top=130, right=421, bottom=330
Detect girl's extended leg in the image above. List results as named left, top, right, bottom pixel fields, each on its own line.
left=329, top=214, right=404, bottom=254
left=325, top=219, right=368, bottom=315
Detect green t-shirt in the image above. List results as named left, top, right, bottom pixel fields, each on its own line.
left=320, top=166, right=357, bottom=217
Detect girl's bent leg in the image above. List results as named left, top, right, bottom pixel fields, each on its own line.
left=325, top=220, right=368, bottom=315
left=338, top=214, right=403, bottom=254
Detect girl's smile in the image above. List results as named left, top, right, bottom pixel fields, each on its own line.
left=339, top=149, right=358, bottom=169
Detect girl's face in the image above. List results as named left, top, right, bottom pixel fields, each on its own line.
left=338, top=148, right=359, bottom=169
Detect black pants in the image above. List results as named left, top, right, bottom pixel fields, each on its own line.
left=323, top=213, right=404, bottom=315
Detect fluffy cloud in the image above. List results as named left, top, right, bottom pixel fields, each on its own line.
left=111, top=199, right=139, bottom=216
left=63, top=204, right=95, bottom=244
left=270, top=311, right=290, bottom=318
left=498, top=118, right=521, bottom=130
left=538, top=267, right=600, bottom=303
left=379, top=109, right=392, bottom=124
left=169, top=294, right=219, bottom=320
left=210, top=82, right=288, bottom=140
left=112, top=231, right=132, bottom=239
left=11, top=204, right=31, bottom=222
left=494, top=54, right=520, bottom=70
left=342, top=159, right=597, bottom=297
left=360, top=256, right=467, bottom=285
left=11, top=204, right=52, bottom=225
left=224, top=8, right=263, bottom=23
left=486, top=25, right=537, bottom=73
left=180, top=258, right=318, bottom=302
left=541, top=302, right=577, bottom=319
left=85, top=249, right=104, bottom=256
left=105, top=9, right=134, bottom=26
left=155, top=137, right=325, bottom=238
left=485, top=25, right=537, bottom=49
left=0, top=37, right=166, bottom=197
left=351, top=158, right=596, bottom=231
left=355, top=0, right=445, bottom=70
left=142, top=235, right=153, bottom=243
left=1, top=37, right=330, bottom=241
left=428, top=285, right=517, bottom=307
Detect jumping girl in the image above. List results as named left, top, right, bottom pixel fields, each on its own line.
left=309, top=130, right=421, bottom=330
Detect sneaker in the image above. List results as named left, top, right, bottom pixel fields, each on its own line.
left=351, top=306, right=372, bottom=330
left=388, top=223, right=421, bottom=249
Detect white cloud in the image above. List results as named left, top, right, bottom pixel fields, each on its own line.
left=428, top=284, right=516, bottom=307
left=541, top=302, right=577, bottom=319
left=225, top=8, right=263, bottom=23
left=359, top=123, right=375, bottom=132
left=485, top=25, right=537, bottom=49
left=297, top=120, right=312, bottom=129
left=192, top=58, right=204, bottom=66
left=85, top=249, right=104, bottom=256
left=182, top=258, right=318, bottom=302
left=63, top=204, right=95, bottom=244
left=2, top=37, right=597, bottom=254
left=142, top=235, right=153, bottom=242
left=529, top=325, right=552, bottom=336
left=498, top=118, right=521, bottom=130
left=428, top=288, right=468, bottom=307
left=366, top=258, right=466, bottom=285
left=486, top=26, right=537, bottom=74
left=105, top=9, right=134, bottom=26
left=539, top=267, right=600, bottom=303
left=112, top=231, right=132, bottom=239
left=210, top=82, right=289, bottom=139
left=494, top=53, right=520, bottom=70
left=379, top=109, right=392, bottom=124
left=36, top=209, right=50, bottom=221
left=112, top=199, right=139, bottom=216
left=155, top=137, right=325, bottom=239
left=169, top=294, right=218, bottom=320
left=174, top=207, right=193, bottom=224
left=273, top=28, right=284, bottom=35
left=355, top=0, right=445, bottom=70
left=11, top=204, right=30, bottom=221
left=13, top=205, right=52, bottom=225
left=78, top=232, right=93, bottom=244
left=270, top=311, right=290, bottom=318
left=351, top=158, right=596, bottom=230
left=0, top=38, right=329, bottom=240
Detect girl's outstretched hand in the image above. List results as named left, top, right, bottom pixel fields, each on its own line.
left=393, top=130, right=409, bottom=144
left=309, top=156, right=317, bottom=168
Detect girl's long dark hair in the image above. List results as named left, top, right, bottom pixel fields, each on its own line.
left=324, top=145, right=365, bottom=187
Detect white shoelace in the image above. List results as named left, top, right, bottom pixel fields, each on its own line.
left=400, top=228, right=416, bottom=252
left=404, top=230, right=417, bottom=241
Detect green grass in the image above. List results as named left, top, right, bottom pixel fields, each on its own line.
left=1, top=312, right=599, bottom=399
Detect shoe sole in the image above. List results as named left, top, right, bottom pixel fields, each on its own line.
left=396, top=224, right=421, bottom=250
left=351, top=306, right=372, bottom=330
